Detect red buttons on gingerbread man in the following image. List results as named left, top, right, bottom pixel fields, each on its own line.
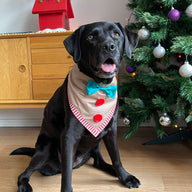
left=93, top=114, right=103, bottom=122
left=96, top=98, right=105, bottom=106
left=94, top=99, right=104, bottom=122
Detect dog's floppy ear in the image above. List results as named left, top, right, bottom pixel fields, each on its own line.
left=63, top=26, right=85, bottom=63
left=116, top=23, right=139, bottom=59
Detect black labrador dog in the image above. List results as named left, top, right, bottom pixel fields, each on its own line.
left=11, top=22, right=140, bottom=192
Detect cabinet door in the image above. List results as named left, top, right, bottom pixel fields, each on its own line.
left=0, top=38, right=31, bottom=99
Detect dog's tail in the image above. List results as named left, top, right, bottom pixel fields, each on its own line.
left=10, top=147, right=35, bottom=157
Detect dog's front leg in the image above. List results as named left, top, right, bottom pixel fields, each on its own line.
left=103, top=125, right=140, bottom=189
left=60, top=131, right=75, bottom=192
left=60, top=115, right=83, bottom=192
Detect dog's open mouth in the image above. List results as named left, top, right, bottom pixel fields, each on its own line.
left=101, top=59, right=116, bottom=73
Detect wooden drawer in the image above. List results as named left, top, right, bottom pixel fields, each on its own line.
left=31, top=48, right=73, bottom=64
left=30, top=35, right=68, bottom=49
left=33, top=79, right=64, bottom=100
left=0, top=38, right=31, bottom=100
left=32, top=63, right=73, bottom=79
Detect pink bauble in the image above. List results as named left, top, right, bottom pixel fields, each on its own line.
left=168, top=8, right=180, bottom=21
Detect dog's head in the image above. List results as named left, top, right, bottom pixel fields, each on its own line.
left=64, top=22, right=138, bottom=84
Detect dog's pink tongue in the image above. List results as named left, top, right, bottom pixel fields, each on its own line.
left=101, top=64, right=116, bottom=73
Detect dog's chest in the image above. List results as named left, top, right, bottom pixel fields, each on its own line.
left=77, top=133, right=99, bottom=153
left=76, top=128, right=109, bottom=153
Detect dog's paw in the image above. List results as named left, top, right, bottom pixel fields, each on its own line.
left=119, top=174, right=141, bottom=189
left=17, top=183, right=33, bottom=192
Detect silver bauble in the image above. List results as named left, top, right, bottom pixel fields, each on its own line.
left=159, top=113, right=171, bottom=126
left=153, top=44, right=166, bottom=58
left=123, top=117, right=130, bottom=126
left=186, top=4, right=192, bottom=18
left=179, top=61, right=192, bottom=78
left=138, top=26, right=150, bottom=40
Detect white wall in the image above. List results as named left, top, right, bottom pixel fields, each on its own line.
left=70, top=0, right=129, bottom=30
left=0, top=0, right=131, bottom=127
left=0, top=0, right=129, bottom=33
left=0, top=0, right=39, bottom=33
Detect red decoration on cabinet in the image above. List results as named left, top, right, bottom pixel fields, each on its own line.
left=32, top=0, right=74, bottom=30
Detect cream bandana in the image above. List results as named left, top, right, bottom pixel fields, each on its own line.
left=67, top=64, right=117, bottom=137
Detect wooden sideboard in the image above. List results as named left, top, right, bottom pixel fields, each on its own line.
left=0, top=31, right=73, bottom=108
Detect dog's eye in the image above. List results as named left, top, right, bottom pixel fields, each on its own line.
left=88, top=35, right=94, bottom=40
left=114, top=32, right=120, bottom=38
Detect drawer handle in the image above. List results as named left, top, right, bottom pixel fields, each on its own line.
left=19, top=65, right=26, bottom=73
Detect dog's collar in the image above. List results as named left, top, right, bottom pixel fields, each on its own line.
left=67, top=64, right=117, bottom=137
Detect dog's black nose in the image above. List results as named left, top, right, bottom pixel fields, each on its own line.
left=103, top=42, right=116, bottom=52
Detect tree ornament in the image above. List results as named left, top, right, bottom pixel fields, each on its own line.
left=131, top=72, right=136, bottom=77
left=153, top=44, right=166, bottom=58
left=138, top=26, right=150, bottom=40
left=126, top=65, right=136, bottom=73
left=176, top=53, right=185, bottom=63
left=168, top=7, right=180, bottom=21
left=159, top=113, right=171, bottom=126
left=123, top=117, right=130, bottom=126
left=185, top=4, right=192, bottom=18
left=179, top=60, right=192, bottom=78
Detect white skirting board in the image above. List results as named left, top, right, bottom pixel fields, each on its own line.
left=0, top=119, right=42, bottom=127
left=0, top=108, right=132, bottom=127
left=0, top=109, right=43, bottom=127
left=0, top=108, right=186, bottom=128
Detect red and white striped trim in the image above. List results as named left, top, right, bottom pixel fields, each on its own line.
left=68, top=97, right=116, bottom=137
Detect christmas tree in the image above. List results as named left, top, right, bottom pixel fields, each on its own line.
left=119, top=0, right=192, bottom=140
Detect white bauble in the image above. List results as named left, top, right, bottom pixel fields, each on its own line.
left=123, top=117, right=130, bottom=126
left=186, top=4, right=192, bottom=18
left=159, top=113, right=171, bottom=126
left=153, top=44, right=166, bottom=58
left=138, top=26, right=150, bottom=40
left=179, top=61, right=192, bottom=77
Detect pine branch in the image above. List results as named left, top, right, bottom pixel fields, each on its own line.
left=161, top=0, right=178, bottom=7
left=185, top=111, right=192, bottom=123
left=132, top=46, right=153, bottom=64
left=127, top=1, right=138, bottom=10
left=124, top=98, right=145, bottom=110
left=134, top=8, right=168, bottom=28
left=152, top=95, right=170, bottom=113
left=175, top=98, right=187, bottom=117
left=122, top=99, right=150, bottom=140
left=179, top=79, right=192, bottom=103
left=136, top=70, right=175, bottom=90
left=124, top=118, right=143, bottom=139
left=152, top=111, right=166, bottom=138
left=151, top=28, right=168, bottom=43
left=128, top=0, right=154, bottom=10
left=171, top=36, right=192, bottom=56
